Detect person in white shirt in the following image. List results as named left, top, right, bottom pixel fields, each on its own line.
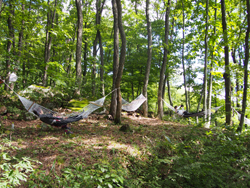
left=174, top=105, right=185, bottom=116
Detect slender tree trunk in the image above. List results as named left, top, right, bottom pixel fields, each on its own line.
left=43, top=0, right=57, bottom=86
left=75, top=0, right=83, bottom=95
left=0, top=0, right=2, bottom=12
left=237, top=0, right=250, bottom=132
left=157, top=0, right=171, bottom=120
left=196, top=89, right=204, bottom=124
left=166, top=15, right=176, bottom=111
left=143, top=0, right=152, bottom=117
left=22, top=0, right=31, bottom=89
left=5, top=0, right=14, bottom=91
left=235, top=1, right=242, bottom=108
left=17, top=3, right=24, bottom=65
left=231, top=48, right=241, bottom=108
left=237, top=48, right=242, bottom=108
left=99, top=33, right=105, bottom=96
left=83, top=22, right=88, bottom=82
left=221, top=0, right=232, bottom=125
left=114, top=0, right=126, bottom=124
left=203, top=0, right=209, bottom=128
left=182, top=0, right=189, bottom=112
left=208, top=0, right=217, bottom=126
left=92, top=35, right=97, bottom=96
left=67, top=25, right=77, bottom=75
left=110, top=0, right=119, bottom=118
left=93, top=0, right=105, bottom=97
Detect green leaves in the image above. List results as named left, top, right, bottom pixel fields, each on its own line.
left=0, top=142, right=40, bottom=187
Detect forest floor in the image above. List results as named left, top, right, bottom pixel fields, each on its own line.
left=0, top=112, right=208, bottom=187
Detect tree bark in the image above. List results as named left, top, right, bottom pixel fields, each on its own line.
left=43, top=0, right=57, bottom=86
left=75, top=0, right=83, bottom=95
left=237, top=0, right=250, bottom=132
left=157, top=0, right=171, bottom=120
left=203, top=0, right=209, bottom=128
left=221, top=0, right=232, bottom=125
left=181, top=0, right=189, bottom=112
left=83, top=22, right=88, bottom=82
left=114, top=0, right=126, bottom=124
left=92, top=35, right=97, bottom=96
left=110, top=0, right=119, bottom=118
left=142, top=0, right=152, bottom=117
left=207, top=0, right=217, bottom=126
left=17, top=3, right=24, bottom=66
left=99, top=31, right=105, bottom=96
left=98, top=0, right=106, bottom=97
left=93, top=0, right=106, bottom=97
left=166, top=15, right=176, bottom=111
left=5, top=0, right=14, bottom=91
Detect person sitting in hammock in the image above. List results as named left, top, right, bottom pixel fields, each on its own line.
left=174, top=105, right=186, bottom=116
left=174, top=104, right=197, bottom=116
left=33, top=107, right=83, bottom=134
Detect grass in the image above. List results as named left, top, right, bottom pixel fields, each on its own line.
left=1, top=113, right=250, bottom=187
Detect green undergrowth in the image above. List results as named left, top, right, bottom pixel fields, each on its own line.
left=25, top=126, right=250, bottom=187
left=1, top=117, right=250, bottom=188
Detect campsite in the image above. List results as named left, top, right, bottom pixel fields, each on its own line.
left=1, top=0, right=250, bottom=187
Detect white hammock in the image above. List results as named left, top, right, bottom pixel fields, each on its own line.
left=232, top=107, right=250, bottom=126
left=17, top=94, right=107, bottom=119
left=0, top=75, right=114, bottom=119
left=122, top=94, right=147, bottom=112
left=162, top=99, right=221, bottom=116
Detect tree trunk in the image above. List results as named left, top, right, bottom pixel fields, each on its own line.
left=0, top=0, right=2, bottom=12
left=67, top=25, right=77, bottom=75
left=208, top=0, right=217, bottom=126
left=5, top=0, right=14, bottom=91
left=157, top=0, right=171, bottom=120
left=221, top=0, right=232, bottom=125
left=114, top=0, right=126, bottom=124
left=93, top=0, right=106, bottom=97
left=17, top=3, right=24, bottom=65
left=203, top=0, right=209, bottom=128
left=99, top=32, right=105, bottom=96
left=92, top=35, right=97, bottom=96
left=43, top=0, right=57, bottom=86
left=110, top=0, right=119, bottom=118
left=22, top=1, right=32, bottom=89
left=181, top=0, right=189, bottom=112
left=83, top=22, right=88, bottom=83
left=237, top=48, right=242, bottom=108
left=196, top=89, right=204, bottom=124
left=237, top=0, right=250, bottom=132
left=231, top=48, right=241, bottom=108
left=98, top=0, right=106, bottom=96
left=166, top=15, right=176, bottom=112
left=75, top=0, right=83, bottom=95
left=142, top=0, right=152, bottom=117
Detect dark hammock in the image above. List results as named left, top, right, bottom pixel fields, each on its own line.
left=33, top=109, right=83, bottom=127
left=182, top=111, right=205, bottom=118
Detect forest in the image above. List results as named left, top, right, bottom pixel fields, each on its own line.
left=1, top=0, right=250, bottom=187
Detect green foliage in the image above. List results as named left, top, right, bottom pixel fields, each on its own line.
left=126, top=128, right=250, bottom=188
left=0, top=139, right=40, bottom=187
left=68, top=98, right=89, bottom=111
left=28, top=160, right=125, bottom=188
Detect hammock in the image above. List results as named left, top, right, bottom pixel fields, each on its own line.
left=232, top=107, right=250, bottom=126
left=17, top=94, right=107, bottom=119
left=0, top=76, right=114, bottom=125
left=18, top=94, right=107, bottom=126
left=121, top=94, right=147, bottom=112
left=162, top=99, right=206, bottom=118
